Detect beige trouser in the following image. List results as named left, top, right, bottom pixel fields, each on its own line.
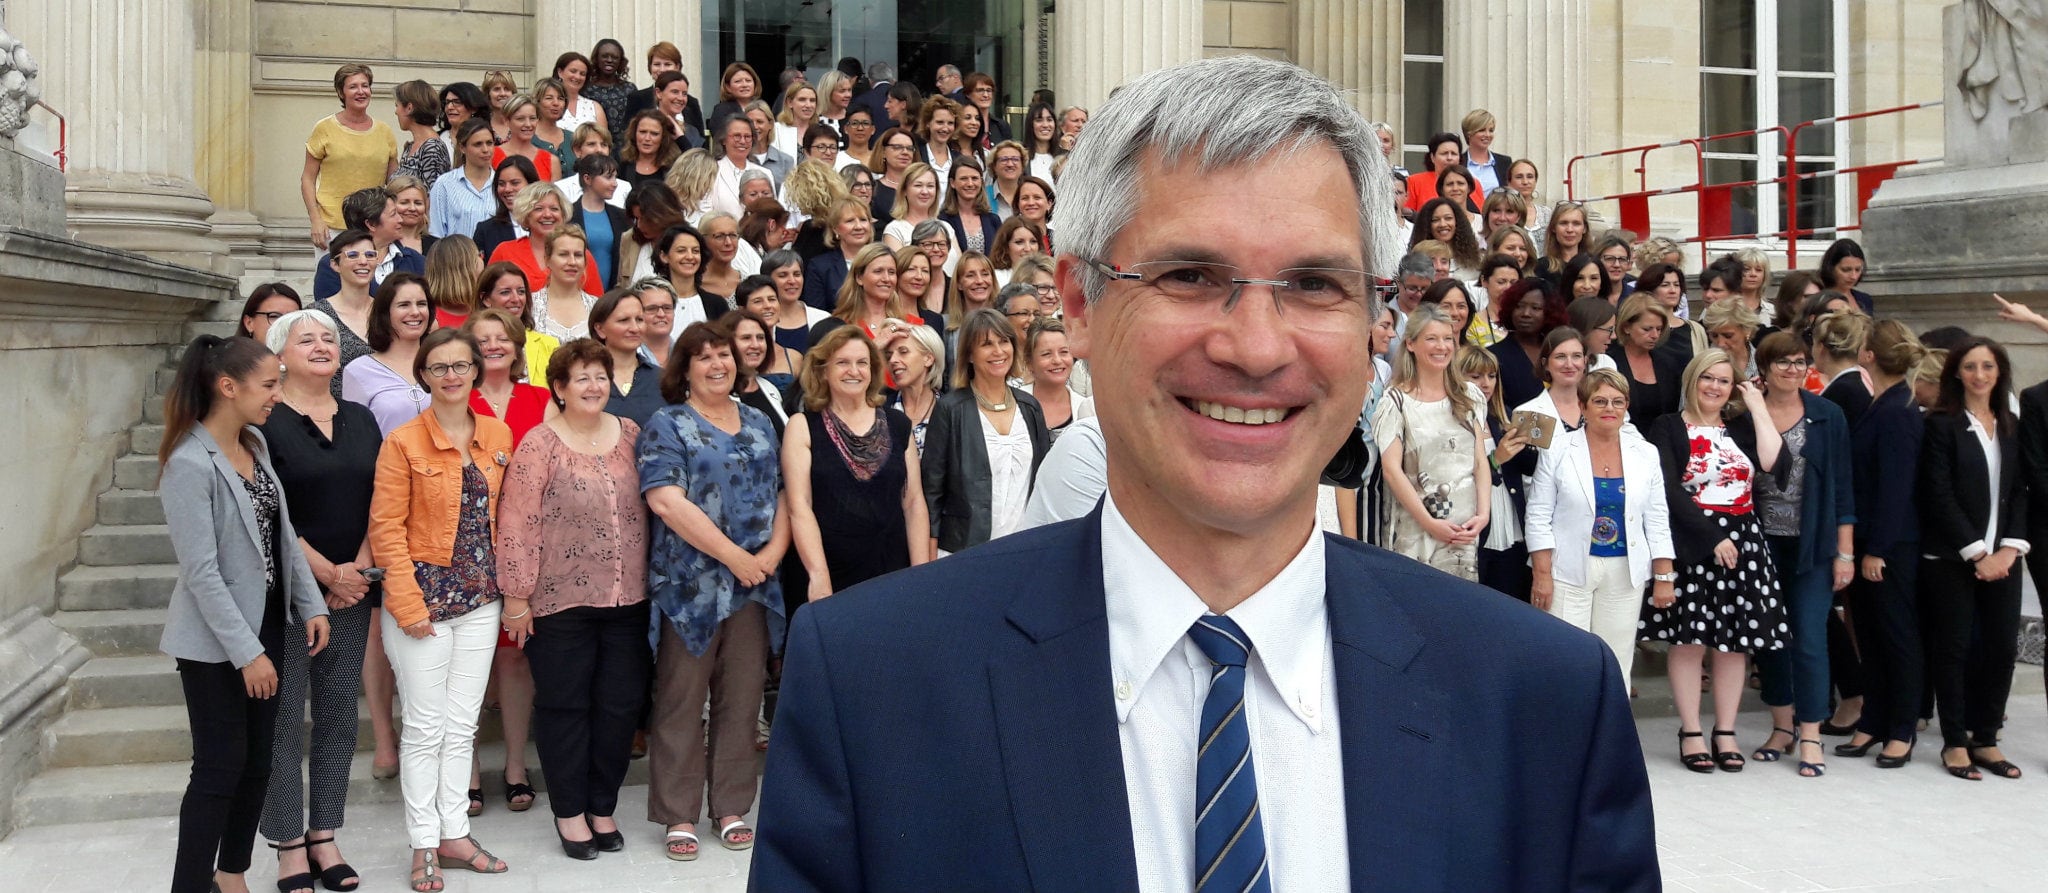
left=646, top=602, right=769, bottom=826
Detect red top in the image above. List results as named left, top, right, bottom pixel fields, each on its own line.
left=488, top=237, right=605, bottom=298
left=437, top=309, right=470, bottom=330
left=492, top=145, right=557, bottom=181
left=470, top=384, right=553, bottom=449
left=1405, top=169, right=1485, bottom=213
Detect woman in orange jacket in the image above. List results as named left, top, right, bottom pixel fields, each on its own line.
left=368, top=327, right=516, bottom=891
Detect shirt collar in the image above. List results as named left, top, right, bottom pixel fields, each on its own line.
left=1101, top=491, right=1330, bottom=731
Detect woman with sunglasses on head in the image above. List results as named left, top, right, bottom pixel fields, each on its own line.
left=1746, top=332, right=1856, bottom=779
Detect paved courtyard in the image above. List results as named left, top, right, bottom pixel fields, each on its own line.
left=5, top=682, right=2043, bottom=892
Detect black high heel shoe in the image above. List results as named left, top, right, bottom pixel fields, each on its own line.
left=1833, top=736, right=1879, bottom=758
left=1751, top=727, right=1794, bottom=762
left=557, top=820, right=600, bottom=861
left=590, top=817, right=626, bottom=853
left=304, top=834, right=359, bottom=891
left=269, top=840, right=314, bottom=893
left=1711, top=730, right=1746, bottom=772
left=1875, top=738, right=1914, bottom=769
left=1796, top=738, right=1826, bottom=777
left=1968, top=741, right=2023, bottom=779
left=1677, top=730, right=1715, bottom=773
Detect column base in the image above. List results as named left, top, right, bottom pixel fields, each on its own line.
left=63, top=170, right=235, bottom=274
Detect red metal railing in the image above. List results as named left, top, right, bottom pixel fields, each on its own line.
left=1781, top=100, right=1942, bottom=266
left=33, top=99, right=66, bottom=171
left=1564, top=102, right=1940, bottom=266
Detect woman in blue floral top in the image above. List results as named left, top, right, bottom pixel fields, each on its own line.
left=637, top=321, right=789, bottom=861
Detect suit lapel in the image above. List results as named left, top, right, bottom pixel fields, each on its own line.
left=197, top=426, right=264, bottom=555
left=1327, top=544, right=1450, bottom=888
left=987, top=510, right=1140, bottom=891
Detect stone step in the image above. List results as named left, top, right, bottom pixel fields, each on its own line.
left=12, top=741, right=626, bottom=828
left=77, top=524, right=173, bottom=567
left=143, top=397, right=166, bottom=424
left=96, top=488, right=164, bottom=526
left=153, top=364, right=181, bottom=396
left=43, top=692, right=532, bottom=769
left=52, top=608, right=167, bottom=657
left=66, top=655, right=184, bottom=709
left=112, top=453, right=160, bottom=491
left=57, top=564, right=178, bottom=611
left=130, top=423, right=165, bottom=456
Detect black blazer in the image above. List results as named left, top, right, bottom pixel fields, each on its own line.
left=1918, top=409, right=2029, bottom=560
left=1852, top=382, right=1921, bottom=559
left=624, top=88, right=703, bottom=149
left=803, top=250, right=851, bottom=313
left=1460, top=150, right=1515, bottom=189
left=940, top=211, right=1004, bottom=258
left=921, top=387, right=1050, bottom=553
left=2018, top=380, right=2048, bottom=537
left=1646, top=412, right=1785, bottom=567
left=1490, top=337, right=1545, bottom=412
left=471, top=218, right=517, bottom=262
left=1607, top=343, right=1686, bottom=431
left=1820, top=370, right=1872, bottom=428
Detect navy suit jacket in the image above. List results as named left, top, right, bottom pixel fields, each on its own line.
left=751, top=509, right=1660, bottom=892
left=310, top=244, right=426, bottom=301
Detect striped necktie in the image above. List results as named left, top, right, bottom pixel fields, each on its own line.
left=1188, top=615, right=1273, bottom=893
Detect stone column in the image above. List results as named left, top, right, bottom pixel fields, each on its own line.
left=8, top=0, right=228, bottom=269
left=534, top=0, right=705, bottom=91
left=1296, top=0, right=1403, bottom=127
left=193, top=0, right=263, bottom=269
left=1443, top=0, right=1589, bottom=195
left=1054, top=0, right=1203, bottom=113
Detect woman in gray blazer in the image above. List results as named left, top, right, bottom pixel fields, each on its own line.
left=158, top=334, right=330, bottom=893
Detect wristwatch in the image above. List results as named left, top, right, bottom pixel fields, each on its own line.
left=1652, top=571, right=1679, bottom=583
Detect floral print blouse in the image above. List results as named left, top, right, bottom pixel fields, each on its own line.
left=638, top=402, right=786, bottom=657
left=410, top=464, right=501, bottom=622
left=495, top=420, right=650, bottom=617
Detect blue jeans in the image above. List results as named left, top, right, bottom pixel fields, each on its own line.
left=1756, top=535, right=1835, bottom=723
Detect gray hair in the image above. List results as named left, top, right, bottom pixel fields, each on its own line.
left=936, top=64, right=961, bottom=81
left=265, top=308, right=339, bottom=356
left=910, top=218, right=950, bottom=246
left=996, top=281, right=1040, bottom=310
left=697, top=210, right=739, bottom=232
left=1396, top=249, right=1435, bottom=283
left=631, top=276, right=678, bottom=300
left=868, top=61, right=896, bottom=83
left=898, top=322, right=946, bottom=392
left=735, top=169, right=773, bottom=193
left=1056, top=56, right=1395, bottom=303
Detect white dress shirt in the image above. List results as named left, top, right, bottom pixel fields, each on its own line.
left=1961, top=412, right=2031, bottom=560
left=1102, top=494, right=1350, bottom=892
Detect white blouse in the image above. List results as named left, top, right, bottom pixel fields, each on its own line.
left=531, top=288, right=594, bottom=341
left=980, top=408, right=1035, bottom=542
left=558, top=97, right=600, bottom=132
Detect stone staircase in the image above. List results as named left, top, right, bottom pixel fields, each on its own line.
left=6, top=347, right=623, bottom=830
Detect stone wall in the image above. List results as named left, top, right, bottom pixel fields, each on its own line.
left=1205, top=0, right=1291, bottom=61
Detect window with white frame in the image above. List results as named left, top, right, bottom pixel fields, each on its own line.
left=1401, top=0, right=1446, bottom=173
left=1699, top=0, right=1847, bottom=240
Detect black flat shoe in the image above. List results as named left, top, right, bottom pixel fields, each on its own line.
left=591, top=826, right=625, bottom=852
left=1834, top=737, right=1879, bottom=758
left=557, top=827, right=600, bottom=861
left=1677, top=730, right=1715, bottom=773
left=1711, top=730, right=1745, bottom=772
left=305, top=835, right=360, bottom=891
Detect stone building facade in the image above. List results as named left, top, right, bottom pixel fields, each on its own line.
left=5, top=0, right=1946, bottom=278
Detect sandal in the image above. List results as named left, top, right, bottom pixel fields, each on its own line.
left=1943, top=747, right=1982, bottom=780
left=1969, top=745, right=2023, bottom=779
left=305, top=834, right=360, bottom=891
left=718, top=817, right=755, bottom=851
left=503, top=774, right=536, bottom=812
left=1710, top=730, right=1746, bottom=773
left=665, top=828, right=700, bottom=862
left=1796, top=738, right=1826, bottom=778
left=407, top=850, right=442, bottom=893
left=466, top=788, right=483, bottom=817
left=1751, top=727, right=1793, bottom=763
left=438, top=836, right=507, bottom=874
left=1677, top=731, right=1715, bottom=773
left=270, top=839, right=313, bottom=893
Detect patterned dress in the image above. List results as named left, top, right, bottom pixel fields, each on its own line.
left=1639, top=424, right=1789, bottom=652
left=411, top=464, right=502, bottom=623
left=637, top=402, right=786, bottom=657
left=1372, top=386, right=1483, bottom=580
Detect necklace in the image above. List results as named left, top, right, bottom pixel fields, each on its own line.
left=560, top=416, right=604, bottom=447
left=282, top=394, right=336, bottom=424
left=972, top=386, right=1009, bottom=413
left=690, top=398, right=738, bottom=426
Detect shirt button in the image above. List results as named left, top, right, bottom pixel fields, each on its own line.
left=1116, top=681, right=1133, bottom=701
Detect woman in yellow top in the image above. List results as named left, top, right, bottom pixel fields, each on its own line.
left=302, top=64, right=399, bottom=252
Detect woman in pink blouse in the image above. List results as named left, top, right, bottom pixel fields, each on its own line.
left=493, top=338, right=651, bottom=861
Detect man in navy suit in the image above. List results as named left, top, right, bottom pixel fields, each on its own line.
left=752, top=55, right=1659, bottom=892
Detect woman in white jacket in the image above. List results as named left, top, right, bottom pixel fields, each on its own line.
left=1526, top=367, right=1676, bottom=681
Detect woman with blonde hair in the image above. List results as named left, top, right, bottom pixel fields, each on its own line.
left=1373, top=304, right=1491, bottom=580
left=424, top=235, right=483, bottom=328
left=1488, top=225, right=1537, bottom=274
left=783, top=159, right=850, bottom=258
left=892, top=245, right=940, bottom=318
left=1700, top=298, right=1761, bottom=379
left=1608, top=294, right=1685, bottom=429
left=1813, top=310, right=1874, bottom=426
left=801, top=197, right=876, bottom=310
left=488, top=182, right=603, bottom=296
left=664, top=148, right=719, bottom=223
left=1476, top=189, right=1529, bottom=244
left=815, top=70, right=854, bottom=134
left=1537, top=201, right=1590, bottom=282
left=531, top=78, right=573, bottom=168
left=944, top=251, right=999, bottom=331
left=773, top=82, right=820, bottom=160
left=481, top=70, right=518, bottom=142
left=1731, top=246, right=1772, bottom=319
left=492, top=94, right=557, bottom=182
left=814, top=244, right=941, bottom=341
left=881, top=162, right=942, bottom=250
left=386, top=174, right=436, bottom=257
left=1458, top=345, right=1533, bottom=600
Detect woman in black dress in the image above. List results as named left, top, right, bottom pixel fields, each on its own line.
left=783, top=326, right=930, bottom=603
left=1608, top=294, right=1684, bottom=430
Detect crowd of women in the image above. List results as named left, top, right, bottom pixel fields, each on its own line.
left=163, top=50, right=2034, bottom=893
left=169, top=51, right=1092, bottom=893
left=1366, top=106, right=2037, bottom=796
